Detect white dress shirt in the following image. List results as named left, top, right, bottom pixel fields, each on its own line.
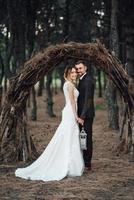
left=79, top=73, right=87, bottom=80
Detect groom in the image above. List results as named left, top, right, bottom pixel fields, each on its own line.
left=75, top=60, right=95, bottom=170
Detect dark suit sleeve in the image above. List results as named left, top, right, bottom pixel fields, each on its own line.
left=80, top=78, right=93, bottom=119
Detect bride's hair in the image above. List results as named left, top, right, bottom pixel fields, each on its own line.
left=64, top=65, right=75, bottom=80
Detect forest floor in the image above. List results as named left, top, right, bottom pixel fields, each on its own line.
left=0, top=90, right=134, bottom=200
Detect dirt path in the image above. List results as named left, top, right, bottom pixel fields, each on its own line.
left=0, top=91, right=134, bottom=200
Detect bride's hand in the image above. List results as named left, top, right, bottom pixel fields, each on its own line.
left=77, top=117, right=84, bottom=125
left=76, top=116, right=79, bottom=122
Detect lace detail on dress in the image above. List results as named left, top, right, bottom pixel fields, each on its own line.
left=63, top=81, right=79, bottom=119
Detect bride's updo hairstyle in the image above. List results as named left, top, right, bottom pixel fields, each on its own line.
left=64, top=65, right=74, bottom=80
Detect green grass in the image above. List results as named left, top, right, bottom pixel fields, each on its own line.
left=95, top=103, right=106, bottom=110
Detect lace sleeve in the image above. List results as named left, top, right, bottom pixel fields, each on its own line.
left=67, top=82, right=78, bottom=120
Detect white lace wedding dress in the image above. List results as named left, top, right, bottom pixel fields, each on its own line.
left=15, top=81, right=84, bottom=181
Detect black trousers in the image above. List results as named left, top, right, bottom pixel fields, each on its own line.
left=79, top=117, right=94, bottom=167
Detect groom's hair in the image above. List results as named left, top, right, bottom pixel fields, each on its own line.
left=75, top=60, right=87, bottom=66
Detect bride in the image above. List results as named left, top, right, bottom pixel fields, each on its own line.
left=15, top=65, right=84, bottom=181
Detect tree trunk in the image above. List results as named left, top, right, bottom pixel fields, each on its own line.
left=124, top=7, right=134, bottom=158
left=106, top=79, right=119, bottom=129
left=97, top=69, right=102, bottom=97
left=125, top=21, right=134, bottom=79
left=0, top=86, right=2, bottom=113
left=53, top=70, right=58, bottom=95
left=30, top=86, right=37, bottom=121
left=103, top=72, right=107, bottom=91
left=63, top=0, right=71, bottom=41
left=46, top=72, right=56, bottom=117
left=106, top=0, right=119, bottom=130
left=7, top=0, right=26, bottom=70
left=37, top=78, right=44, bottom=96
left=4, top=78, right=7, bottom=93
left=0, top=53, right=4, bottom=112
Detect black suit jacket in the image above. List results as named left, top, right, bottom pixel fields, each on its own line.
left=77, top=73, right=95, bottom=119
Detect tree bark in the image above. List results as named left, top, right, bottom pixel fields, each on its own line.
left=37, top=78, right=44, bottom=96
left=46, top=72, right=56, bottom=117
left=97, top=69, right=102, bottom=97
left=30, top=86, right=37, bottom=121
left=125, top=23, right=134, bottom=158
left=106, top=0, right=119, bottom=130
left=0, top=53, right=4, bottom=111
left=0, top=86, right=2, bottom=113
left=106, top=79, right=119, bottom=129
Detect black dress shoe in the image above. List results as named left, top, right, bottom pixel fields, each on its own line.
left=85, top=163, right=91, bottom=170
left=85, top=166, right=91, bottom=171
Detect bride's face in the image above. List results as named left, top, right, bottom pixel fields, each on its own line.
left=68, top=68, right=77, bottom=81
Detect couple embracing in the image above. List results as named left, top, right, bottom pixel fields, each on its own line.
left=15, top=60, right=95, bottom=181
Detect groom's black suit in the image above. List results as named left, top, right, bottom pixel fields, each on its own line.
left=77, top=73, right=95, bottom=167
